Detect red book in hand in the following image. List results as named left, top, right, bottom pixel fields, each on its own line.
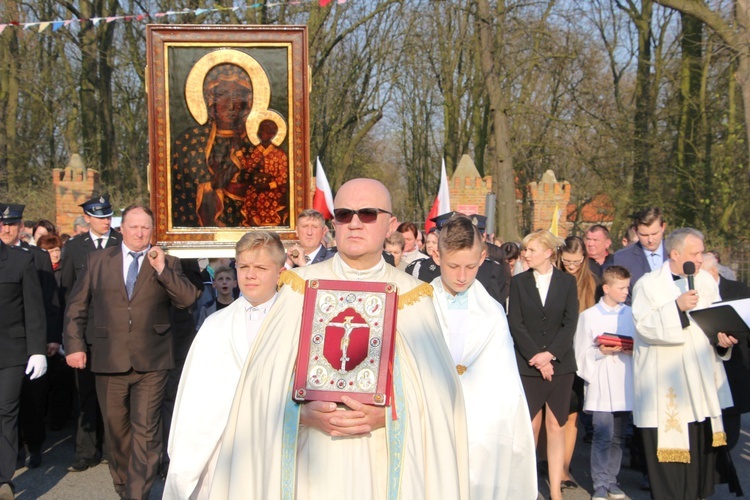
left=595, top=333, right=634, bottom=348
left=292, top=279, right=398, bottom=407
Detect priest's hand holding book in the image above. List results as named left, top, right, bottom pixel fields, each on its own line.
left=300, top=395, right=385, bottom=437
left=716, top=332, right=738, bottom=349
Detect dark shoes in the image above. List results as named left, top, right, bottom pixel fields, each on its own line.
left=67, top=457, right=100, bottom=472
left=27, top=452, right=42, bottom=469
left=561, top=479, right=578, bottom=490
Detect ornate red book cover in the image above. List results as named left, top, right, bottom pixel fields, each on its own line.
left=292, top=279, right=398, bottom=407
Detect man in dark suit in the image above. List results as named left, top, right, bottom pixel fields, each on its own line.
left=0, top=203, right=60, bottom=470
left=0, top=214, right=47, bottom=499
left=407, top=212, right=511, bottom=308
left=585, top=224, right=614, bottom=278
left=609, top=207, right=668, bottom=304
left=703, top=252, right=750, bottom=450
left=286, top=209, right=334, bottom=267
left=60, top=195, right=122, bottom=472
left=64, top=204, right=201, bottom=500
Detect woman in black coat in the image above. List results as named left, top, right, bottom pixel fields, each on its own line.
left=508, top=229, right=579, bottom=500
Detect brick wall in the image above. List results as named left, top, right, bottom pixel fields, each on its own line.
left=527, top=169, right=571, bottom=237
left=52, top=154, right=100, bottom=234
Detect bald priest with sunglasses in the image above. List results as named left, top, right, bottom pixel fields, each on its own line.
left=208, top=178, right=469, bottom=500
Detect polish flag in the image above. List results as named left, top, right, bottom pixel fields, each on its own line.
left=425, top=159, right=451, bottom=231
left=313, top=157, right=334, bottom=220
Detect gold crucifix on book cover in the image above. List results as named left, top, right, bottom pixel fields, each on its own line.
left=293, top=279, right=398, bottom=407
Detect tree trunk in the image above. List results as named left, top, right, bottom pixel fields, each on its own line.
left=631, top=0, right=653, bottom=207
left=475, top=0, right=520, bottom=241
left=654, top=0, right=750, bottom=177
left=675, top=13, right=703, bottom=226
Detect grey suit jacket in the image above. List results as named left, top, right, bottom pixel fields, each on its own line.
left=63, top=245, right=201, bottom=373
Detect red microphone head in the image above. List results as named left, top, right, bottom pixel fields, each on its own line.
left=683, top=261, right=696, bottom=275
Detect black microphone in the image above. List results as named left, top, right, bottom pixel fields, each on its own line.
left=683, top=261, right=696, bottom=290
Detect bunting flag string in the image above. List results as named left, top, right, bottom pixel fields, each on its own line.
left=1, top=0, right=347, bottom=35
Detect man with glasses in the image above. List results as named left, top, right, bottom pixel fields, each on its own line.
left=209, top=178, right=469, bottom=499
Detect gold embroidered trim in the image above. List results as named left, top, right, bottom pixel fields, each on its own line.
left=712, top=432, right=727, bottom=447
left=664, top=387, right=681, bottom=433
left=398, top=282, right=433, bottom=310
left=657, top=448, right=691, bottom=463
left=278, top=270, right=305, bottom=294
left=456, top=365, right=467, bottom=375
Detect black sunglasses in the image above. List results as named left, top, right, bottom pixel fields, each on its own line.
left=333, top=208, right=392, bottom=224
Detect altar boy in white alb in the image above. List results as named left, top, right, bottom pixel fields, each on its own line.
left=164, top=231, right=286, bottom=499
left=574, top=265, right=635, bottom=500
left=431, top=215, right=537, bottom=500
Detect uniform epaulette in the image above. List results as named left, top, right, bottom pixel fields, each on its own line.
left=278, top=269, right=305, bottom=294
left=398, top=281, right=433, bottom=310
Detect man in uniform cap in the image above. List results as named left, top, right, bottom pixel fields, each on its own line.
left=0, top=206, right=47, bottom=499
left=0, top=203, right=60, bottom=470
left=60, top=194, right=122, bottom=472
left=406, top=212, right=511, bottom=308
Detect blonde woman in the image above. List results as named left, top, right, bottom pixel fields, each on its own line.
left=508, top=230, right=579, bottom=500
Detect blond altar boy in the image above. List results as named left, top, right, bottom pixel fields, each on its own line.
left=164, top=231, right=286, bottom=499
left=430, top=215, right=537, bottom=499
left=574, top=265, right=635, bottom=500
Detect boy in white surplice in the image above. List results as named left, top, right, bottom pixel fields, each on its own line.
left=574, top=265, right=635, bottom=500
left=431, top=215, right=537, bottom=500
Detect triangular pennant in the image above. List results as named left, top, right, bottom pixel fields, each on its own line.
left=38, top=22, right=51, bottom=32
left=0, top=25, right=6, bottom=35
left=195, top=8, right=208, bottom=15
left=24, top=23, right=38, bottom=30
left=153, top=12, right=166, bottom=17
left=52, top=21, right=65, bottom=31
left=64, top=19, right=75, bottom=27
left=319, top=0, right=333, bottom=5
left=91, top=18, right=101, bottom=26
left=136, top=14, right=147, bottom=21
left=105, top=16, right=117, bottom=23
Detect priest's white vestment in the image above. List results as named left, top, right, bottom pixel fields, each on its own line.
left=209, top=256, right=470, bottom=499
left=164, top=295, right=272, bottom=499
left=632, top=264, right=732, bottom=461
left=431, top=278, right=537, bottom=499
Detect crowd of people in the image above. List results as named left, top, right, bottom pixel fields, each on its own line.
left=1, top=182, right=748, bottom=500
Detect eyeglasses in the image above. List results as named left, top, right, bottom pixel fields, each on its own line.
left=561, top=257, right=585, bottom=266
left=333, top=208, right=392, bottom=224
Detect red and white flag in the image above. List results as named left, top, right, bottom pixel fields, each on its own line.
left=313, top=157, right=334, bottom=220
left=425, top=159, right=451, bottom=231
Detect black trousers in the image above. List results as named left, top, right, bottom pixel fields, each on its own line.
left=0, top=365, right=25, bottom=484
left=19, top=370, right=49, bottom=452
left=640, top=422, right=718, bottom=500
left=46, top=354, right=74, bottom=430
left=73, top=358, right=104, bottom=460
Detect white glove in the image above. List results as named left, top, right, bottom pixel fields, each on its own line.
left=25, top=354, right=48, bottom=380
